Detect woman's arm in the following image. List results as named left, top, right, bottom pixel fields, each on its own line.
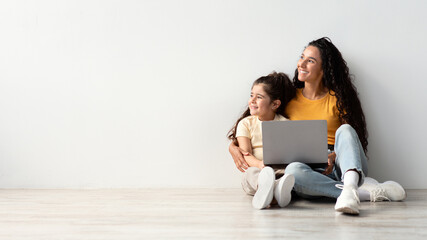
left=322, top=152, right=336, bottom=175
left=229, top=141, right=250, bottom=172
left=237, top=137, right=264, bottom=169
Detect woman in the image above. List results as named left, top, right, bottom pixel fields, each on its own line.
left=229, top=37, right=406, bottom=215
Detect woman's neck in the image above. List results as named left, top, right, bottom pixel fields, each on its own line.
left=302, top=82, right=329, bottom=100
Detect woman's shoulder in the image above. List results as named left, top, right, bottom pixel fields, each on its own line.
left=326, top=90, right=339, bottom=103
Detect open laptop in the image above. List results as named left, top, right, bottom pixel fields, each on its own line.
left=262, top=120, right=328, bottom=165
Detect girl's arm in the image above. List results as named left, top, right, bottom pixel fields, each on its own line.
left=237, top=137, right=264, bottom=169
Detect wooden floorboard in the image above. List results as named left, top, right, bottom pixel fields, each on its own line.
left=0, top=189, right=426, bottom=239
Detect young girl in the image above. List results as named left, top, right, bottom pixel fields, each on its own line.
left=227, top=72, right=296, bottom=209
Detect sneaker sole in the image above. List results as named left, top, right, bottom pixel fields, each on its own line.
left=335, top=206, right=360, bottom=215
left=335, top=186, right=360, bottom=215
left=252, top=167, right=275, bottom=210
left=274, top=174, right=295, bottom=208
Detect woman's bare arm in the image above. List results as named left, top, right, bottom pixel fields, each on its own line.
left=236, top=137, right=264, bottom=169
left=229, top=141, right=250, bottom=172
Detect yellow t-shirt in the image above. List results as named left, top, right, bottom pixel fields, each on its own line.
left=285, top=88, right=341, bottom=145
left=236, top=114, right=288, bottom=161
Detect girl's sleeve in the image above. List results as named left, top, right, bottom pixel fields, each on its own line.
left=235, top=117, right=251, bottom=139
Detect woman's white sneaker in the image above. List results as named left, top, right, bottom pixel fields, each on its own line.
left=382, top=181, right=407, bottom=201
left=335, top=185, right=360, bottom=215
left=274, top=174, right=295, bottom=208
left=252, top=167, right=275, bottom=210
left=363, top=177, right=379, bottom=185
left=360, top=179, right=406, bottom=202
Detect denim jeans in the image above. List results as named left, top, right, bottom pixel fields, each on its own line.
left=284, top=124, right=368, bottom=199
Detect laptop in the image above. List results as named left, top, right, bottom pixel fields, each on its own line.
left=262, top=120, right=328, bottom=165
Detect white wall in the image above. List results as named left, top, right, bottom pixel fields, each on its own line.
left=0, top=0, right=426, bottom=189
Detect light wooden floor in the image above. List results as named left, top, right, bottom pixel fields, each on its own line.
left=0, top=189, right=426, bottom=240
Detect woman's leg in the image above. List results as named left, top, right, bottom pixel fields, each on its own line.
left=359, top=177, right=407, bottom=202
left=335, top=126, right=406, bottom=202
left=284, top=124, right=368, bottom=200
left=334, top=124, right=368, bottom=185
left=334, top=124, right=368, bottom=214
left=285, top=162, right=342, bottom=198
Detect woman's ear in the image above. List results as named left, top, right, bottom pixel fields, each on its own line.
left=272, top=100, right=281, bottom=111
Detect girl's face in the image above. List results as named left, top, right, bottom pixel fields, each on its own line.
left=297, top=46, right=324, bottom=84
left=248, top=84, right=279, bottom=121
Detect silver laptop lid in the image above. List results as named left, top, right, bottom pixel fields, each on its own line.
left=262, top=120, right=328, bottom=164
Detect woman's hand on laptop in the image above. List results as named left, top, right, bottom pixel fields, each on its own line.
left=322, top=152, right=336, bottom=175
left=229, top=142, right=250, bottom=172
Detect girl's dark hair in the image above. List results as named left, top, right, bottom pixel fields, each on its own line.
left=293, top=37, right=369, bottom=154
left=227, top=72, right=295, bottom=143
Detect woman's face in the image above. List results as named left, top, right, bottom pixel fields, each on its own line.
left=248, top=84, right=277, bottom=120
left=297, top=46, right=323, bottom=84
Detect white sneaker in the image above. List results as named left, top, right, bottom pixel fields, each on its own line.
left=274, top=174, right=295, bottom=208
left=360, top=178, right=406, bottom=202
left=252, top=167, right=275, bottom=210
left=382, top=181, right=407, bottom=201
left=335, top=185, right=360, bottom=215
left=363, top=177, right=379, bottom=185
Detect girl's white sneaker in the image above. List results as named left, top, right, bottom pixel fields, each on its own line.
left=252, top=167, right=275, bottom=210
left=274, top=174, right=295, bottom=208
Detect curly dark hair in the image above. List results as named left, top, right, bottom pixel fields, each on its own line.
left=293, top=37, right=369, bottom=154
left=227, top=72, right=296, bottom=143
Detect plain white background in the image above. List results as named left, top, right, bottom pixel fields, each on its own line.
left=0, top=0, right=426, bottom=189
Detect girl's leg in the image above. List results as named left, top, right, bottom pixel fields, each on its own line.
left=241, top=167, right=261, bottom=196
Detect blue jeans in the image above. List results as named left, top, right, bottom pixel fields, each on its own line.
left=284, top=124, right=368, bottom=199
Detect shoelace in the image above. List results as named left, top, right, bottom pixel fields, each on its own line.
left=370, top=186, right=391, bottom=202
left=335, top=184, right=360, bottom=204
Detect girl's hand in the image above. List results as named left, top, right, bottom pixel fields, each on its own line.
left=229, top=142, right=250, bottom=172
left=322, top=152, right=336, bottom=175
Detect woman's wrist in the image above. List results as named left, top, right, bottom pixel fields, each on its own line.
left=229, top=141, right=237, bottom=151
